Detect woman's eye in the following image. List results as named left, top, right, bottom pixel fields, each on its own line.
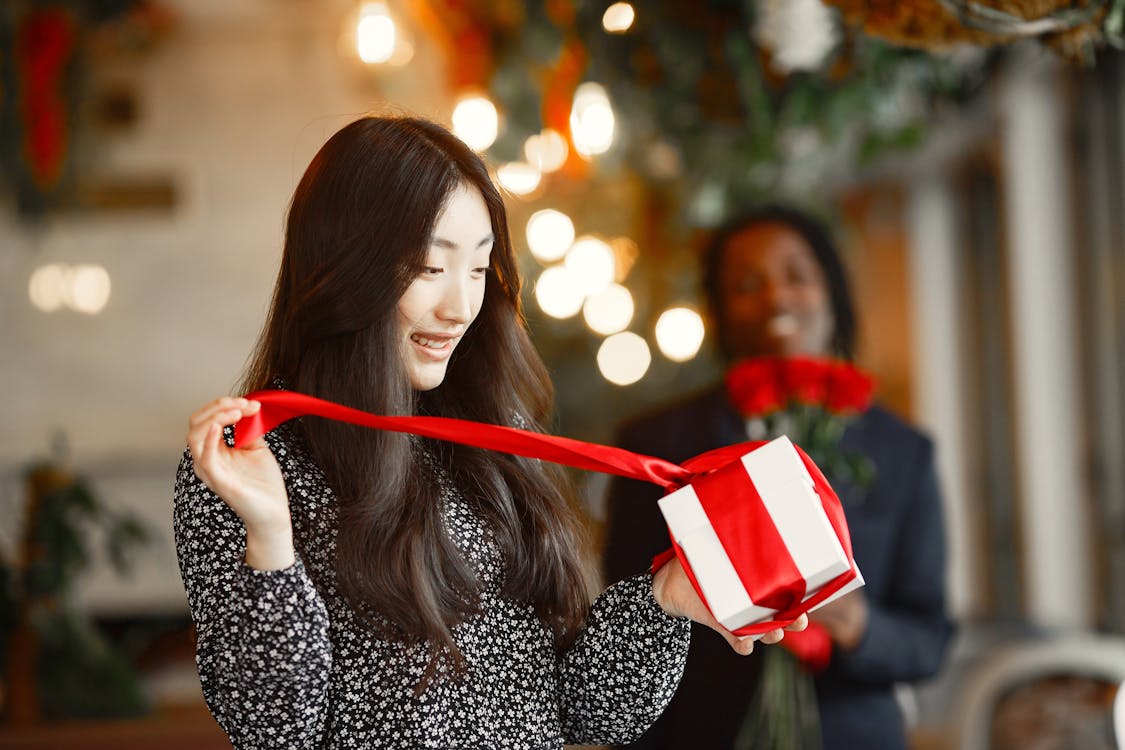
left=472, top=266, right=492, bottom=276
left=422, top=266, right=443, bottom=276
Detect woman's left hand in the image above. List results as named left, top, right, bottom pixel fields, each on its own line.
left=652, top=556, right=808, bottom=656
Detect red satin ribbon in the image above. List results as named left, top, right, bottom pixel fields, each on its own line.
left=692, top=461, right=807, bottom=613
left=235, top=389, right=857, bottom=636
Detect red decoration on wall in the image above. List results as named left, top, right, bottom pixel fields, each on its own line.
left=16, top=8, right=77, bottom=190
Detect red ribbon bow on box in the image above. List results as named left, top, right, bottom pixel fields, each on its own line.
left=234, top=390, right=858, bottom=643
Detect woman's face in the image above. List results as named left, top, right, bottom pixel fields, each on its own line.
left=715, top=222, right=834, bottom=360
left=397, top=183, right=494, bottom=391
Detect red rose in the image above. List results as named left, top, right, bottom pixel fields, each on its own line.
left=781, top=356, right=831, bottom=405
left=825, top=362, right=875, bottom=414
left=726, top=357, right=784, bottom=417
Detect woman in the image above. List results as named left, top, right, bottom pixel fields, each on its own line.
left=603, top=205, right=954, bottom=749
left=174, top=117, right=803, bottom=749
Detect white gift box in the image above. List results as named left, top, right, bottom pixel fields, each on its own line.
left=657, top=435, right=863, bottom=632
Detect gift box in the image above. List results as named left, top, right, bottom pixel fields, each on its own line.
left=657, top=435, right=863, bottom=634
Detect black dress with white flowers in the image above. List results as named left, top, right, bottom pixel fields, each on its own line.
left=173, top=425, right=690, bottom=750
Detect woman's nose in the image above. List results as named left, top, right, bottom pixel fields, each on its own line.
left=436, top=276, right=472, bottom=323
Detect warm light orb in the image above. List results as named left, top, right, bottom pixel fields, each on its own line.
left=602, top=2, right=636, bottom=33
left=28, top=264, right=69, bottom=312
left=526, top=209, right=575, bottom=263
left=67, top=264, right=112, bottom=314
left=535, top=266, right=585, bottom=319
left=570, top=82, right=615, bottom=158
left=524, top=128, right=568, bottom=173
left=583, top=283, right=634, bottom=335
left=564, top=235, right=615, bottom=295
left=452, top=95, right=499, bottom=152
left=597, top=332, right=651, bottom=386
left=387, top=36, right=414, bottom=66
left=496, top=162, right=541, bottom=196
left=357, top=3, right=395, bottom=64
left=655, top=306, right=705, bottom=362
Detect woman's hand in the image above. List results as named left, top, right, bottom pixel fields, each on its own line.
left=186, top=397, right=294, bottom=570
left=652, top=556, right=808, bottom=655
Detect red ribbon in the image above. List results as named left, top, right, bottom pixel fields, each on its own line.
left=692, top=461, right=807, bottom=613
left=235, top=389, right=857, bottom=636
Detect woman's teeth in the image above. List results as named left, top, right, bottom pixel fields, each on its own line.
left=411, top=334, right=451, bottom=350
left=766, top=314, right=799, bottom=336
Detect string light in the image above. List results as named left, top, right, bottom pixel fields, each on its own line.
left=526, top=209, right=575, bottom=263
left=29, top=263, right=111, bottom=314
left=535, top=266, right=585, bottom=319
left=654, top=307, right=705, bottom=362
left=564, top=235, right=615, bottom=295
left=28, top=264, right=68, bottom=312
left=570, top=83, right=615, bottom=158
left=583, top=283, right=634, bottom=335
left=357, top=3, right=395, bottom=64
left=67, top=264, right=112, bottom=314
left=597, top=332, right=651, bottom=385
left=524, top=128, right=568, bottom=173
left=496, top=162, right=541, bottom=196
left=452, top=95, right=499, bottom=152
left=602, top=2, right=636, bottom=33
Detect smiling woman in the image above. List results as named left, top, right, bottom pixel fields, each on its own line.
left=397, top=183, right=494, bottom=391
left=171, top=115, right=803, bottom=750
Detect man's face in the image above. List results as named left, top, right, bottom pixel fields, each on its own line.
left=715, top=222, right=834, bottom=360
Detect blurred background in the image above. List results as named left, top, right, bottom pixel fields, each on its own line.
left=2, top=0, right=1125, bottom=747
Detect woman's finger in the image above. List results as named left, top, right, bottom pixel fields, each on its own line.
left=759, top=628, right=785, bottom=645
left=188, top=397, right=239, bottom=429
left=186, top=400, right=260, bottom=451
left=191, top=422, right=222, bottom=487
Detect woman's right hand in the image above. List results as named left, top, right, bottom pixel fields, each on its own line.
left=186, top=397, right=295, bottom=570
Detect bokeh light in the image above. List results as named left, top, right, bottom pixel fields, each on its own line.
left=602, top=3, right=636, bottom=33
left=583, top=283, right=634, bottom=335
left=571, top=83, right=615, bottom=157
left=535, top=266, right=585, bottom=319
left=496, top=162, right=541, bottom=196
left=526, top=209, right=575, bottom=263
left=452, top=95, right=499, bottom=152
left=564, top=235, right=615, bottom=295
left=597, top=332, right=651, bottom=385
left=357, top=3, right=395, bottom=63
left=68, top=264, right=112, bottom=314
left=524, top=128, right=569, bottom=173
left=28, top=264, right=69, bottom=312
left=655, top=306, right=705, bottom=362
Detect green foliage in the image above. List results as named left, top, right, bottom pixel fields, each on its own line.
left=34, top=609, right=148, bottom=720
left=485, top=1, right=993, bottom=222
left=2, top=463, right=152, bottom=719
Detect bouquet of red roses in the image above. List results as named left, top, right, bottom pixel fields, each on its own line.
left=726, top=356, right=876, bottom=492
left=726, top=356, right=876, bottom=750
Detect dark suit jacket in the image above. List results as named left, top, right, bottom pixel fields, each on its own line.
left=602, top=386, right=954, bottom=750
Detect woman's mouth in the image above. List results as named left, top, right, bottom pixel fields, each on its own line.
left=408, top=332, right=460, bottom=362
left=410, top=333, right=453, bottom=350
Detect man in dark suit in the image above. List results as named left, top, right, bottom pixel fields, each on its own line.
left=603, top=205, right=955, bottom=750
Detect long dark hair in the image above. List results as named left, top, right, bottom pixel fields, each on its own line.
left=240, top=116, right=589, bottom=685
left=701, top=204, right=857, bottom=361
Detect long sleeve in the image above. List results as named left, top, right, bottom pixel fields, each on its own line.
left=173, top=450, right=333, bottom=749
left=559, top=573, right=690, bottom=745
left=824, top=437, right=954, bottom=684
